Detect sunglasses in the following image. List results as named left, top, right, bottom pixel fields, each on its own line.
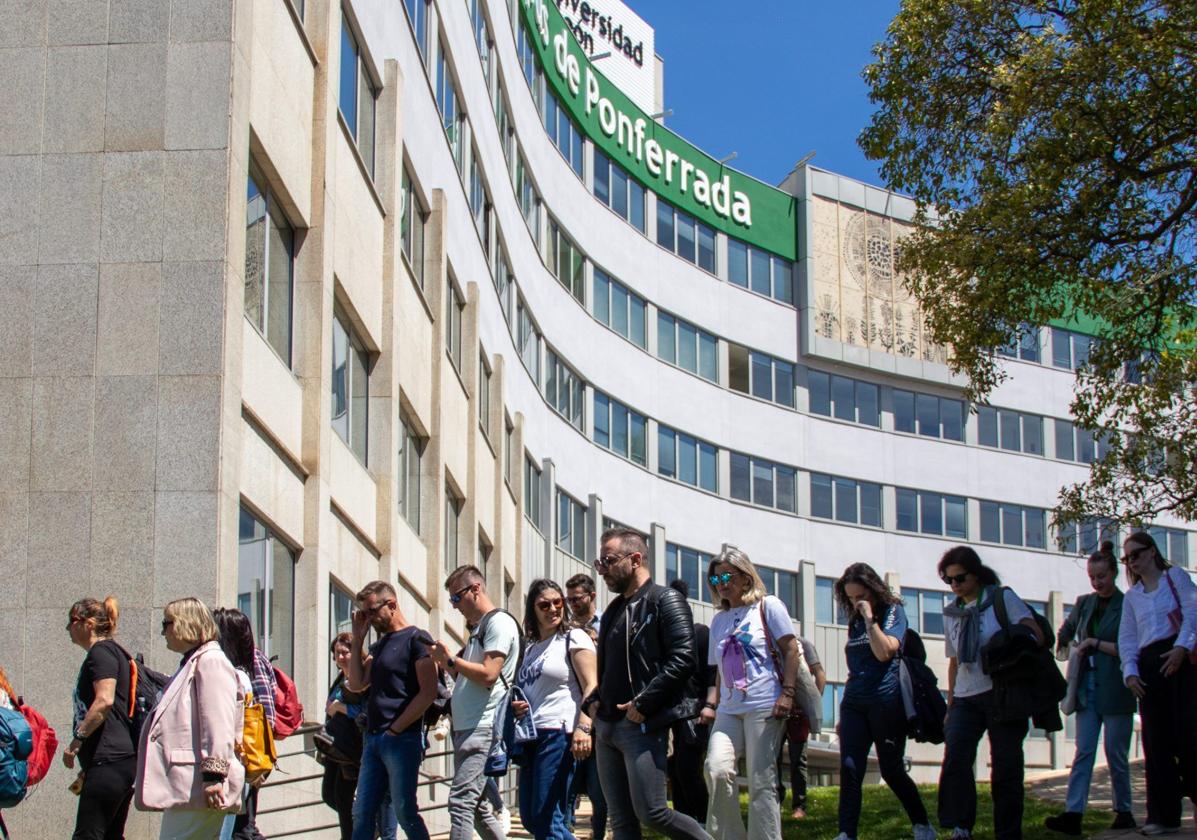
left=708, top=572, right=736, bottom=586
left=1122, top=546, right=1151, bottom=564
left=161, top=619, right=174, bottom=631
left=941, top=572, right=970, bottom=585
left=536, top=599, right=564, bottom=612
left=362, top=599, right=395, bottom=616
left=593, top=552, right=631, bottom=571
left=449, top=584, right=476, bottom=605
left=566, top=594, right=591, bottom=605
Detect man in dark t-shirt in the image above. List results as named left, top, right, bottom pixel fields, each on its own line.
left=347, top=580, right=440, bottom=840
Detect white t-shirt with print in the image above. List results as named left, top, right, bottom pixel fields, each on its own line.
left=944, top=588, right=1032, bottom=698
left=517, top=628, right=595, bottom=731
left=708, top=595, right=796, bottom=714
left=452, top=610, right=521, bottom=733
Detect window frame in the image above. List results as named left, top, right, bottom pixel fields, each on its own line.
left=331, top=305, right=370, bottom=464
left=244, top=162, right=296, bottom=368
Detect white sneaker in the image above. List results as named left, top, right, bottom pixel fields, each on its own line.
left=499, top=807, right=512, bottom=834
left=913, top=824, right=938, bottom=840
left=1139, top=825, right=1180, bottom=836
left=833, top=834, right=855, bottom=840
left=948, top=830, right=971, bottom=840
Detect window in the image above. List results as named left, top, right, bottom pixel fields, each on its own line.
left=494, top=249, right=514, bottom=326
left=977, top=406, right=1043, bottom=455
left=400, top=168, right=427, bottom=287
left=893, top=389, right=964, bottom=441
left=478, top=355, right=492, bottom=437
left=544, top=349, right=584, bottom=431
left=543, top=89, right=583, bottom=178
left=548, top=218, right=585, bottom=302
left=592, top=268, right=646, bottom=348
left=331, top=307, right=369, bottom=462
left=478, top=534, right=492, bottom=572
left=516, top=18, right=540, bottom=104
left=444, top=488, right=462, bottom=570
left=515, top=154, right=541, bottom=241
left=445, top=278, right=463, bottom=370
left=896, top=489, right=967, bottom=538
left=398, top=418, right=423, bottom=534
left=665, top=543, right=716, bottom=604
left=468, top=0, right=492, bottom=87
left=594, top=150, right=646, bottom=233
left=998, top=328, right=1040, bottom=363
left=556, top=490, right=586, bottom=559
left=238, top=507, right=296, bottom=674
left=727, top=237, right=793, bottom=304
left=1058, top=518, right=1119, bottom=555
left=1054, top=420, right=1112, bottom=464
left=1051, top=328, right=1095, bottom=371
left=656, top=199, right=715, bottom=274
left=339, top=12, right=377, bottom=177
left=811, top=474, right=882, bottom=527
left=1139, top=526, right=1190, bottom=568
left=658, top=426, right=718, bottom=493
left=517, top=297, right=541, bottom=384
left=758, top=567, right=800, bottom=618
left=816, top=577, right=848, bottom=626
left=403, top=0, right=428, bottom=64
left=730, top=453, right=797, bottom=512
left=244, top=163, right=295, bottom=365
left=728, top=344, right=795, bottom=408
left=901, top=587, right=949, bottom=636
left=807, top=371, right=879, bottom=426
left=593, top=392, right=648, bottom=466
left=979, top=501, right=1046, bottom=548
left=656, top=311, right=717, bottom=382
left=330, top=582, right=356, bottom=643
left=435, top=39, right=464, bottom=171
left=468, top=148, right=492, bottom=255
left=495, top=87, right=515, bottom=169
left=524, top=457, right=543, bottom=531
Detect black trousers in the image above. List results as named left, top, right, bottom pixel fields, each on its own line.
left=71, top=756, right=135, bottom=840
left=839, top=699, right=928, bottom=836
left=323, top=762, right=357, bottom=840
left=667, top=718, right=710, bottom=825
left=1139, top=637, right=1197, bottom=828
left=776, top=732, right=808, bottom=809
left=938, top=691, right=1028, bottom=840
left=229, top=786, right=266, bottom=839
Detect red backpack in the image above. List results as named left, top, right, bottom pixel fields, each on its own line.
left=12, top=698, right=56, bottom=787
left=270, top=665, right=303, bottom=740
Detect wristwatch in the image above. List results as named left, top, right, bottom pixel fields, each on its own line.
left=446, top=656, right=456, bottom=671
left=576, top=722, right=592, bottom=734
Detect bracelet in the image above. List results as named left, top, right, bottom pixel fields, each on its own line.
left=703, top=701, right=718, bottom=710
left=576, top=722, right=592, bottom=734
left=73, top=728, right=88, bottom=742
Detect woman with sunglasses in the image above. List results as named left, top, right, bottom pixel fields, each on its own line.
left=1118, top=531, right=1197, bottom=836
left=937, top=546, right=1041, bottom=840
left=699, top=547, right=808, bottom=840
left=830, top=564, right=935, bottom=840
left=512, top=579, right=598, bottom=840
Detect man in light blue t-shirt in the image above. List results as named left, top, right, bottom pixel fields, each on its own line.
left=428, top=565, right=519, bottom=840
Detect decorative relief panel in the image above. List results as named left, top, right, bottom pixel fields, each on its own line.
left=810, top=195, right=947, bottom=363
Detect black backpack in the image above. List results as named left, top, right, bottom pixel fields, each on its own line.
left=897, top=629, right=947, bottom=744
left=114, top=645, right=170, bottom=746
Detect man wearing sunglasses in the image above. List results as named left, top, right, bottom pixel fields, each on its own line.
left=582, top=528, right=712, bottom=840
left=427, top=566, right=520, bottom=840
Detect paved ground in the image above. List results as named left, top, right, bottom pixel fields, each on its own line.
left=1029, top=758, right=1197, bottom=838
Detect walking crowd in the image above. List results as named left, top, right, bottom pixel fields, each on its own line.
left=0, top=528, right=1194, bottom=839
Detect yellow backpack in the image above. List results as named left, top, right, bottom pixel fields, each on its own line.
left=237, top=691, right=277, bottom=785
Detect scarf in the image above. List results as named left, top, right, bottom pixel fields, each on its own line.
left=943, top=587, right=995, bottom=664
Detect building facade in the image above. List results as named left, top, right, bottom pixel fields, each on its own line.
left=0, top=0, right=1191, bottom=835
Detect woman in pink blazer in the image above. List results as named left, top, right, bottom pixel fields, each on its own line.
left=135, top=597, right=246, bottom=839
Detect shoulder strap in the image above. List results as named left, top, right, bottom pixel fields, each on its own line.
left=1165, top=568, right=1184, bottom=608
left=759, top=600, right=785, bottom=683
left=992, top=586, right=1011, bottom=630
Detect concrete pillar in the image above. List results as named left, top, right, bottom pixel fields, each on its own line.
left=798, top=559, right=817, bottom=638
left=541, top=457, right=556, bottom=578
left=650, top=522, right=667, bottom=583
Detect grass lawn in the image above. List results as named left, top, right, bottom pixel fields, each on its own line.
left=680, top=784, right=1113, bottom=839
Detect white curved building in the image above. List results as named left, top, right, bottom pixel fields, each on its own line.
left=2, top=0, right=1191, bottom=834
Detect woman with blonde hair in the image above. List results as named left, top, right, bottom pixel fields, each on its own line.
left=135, top=597, right=246, bottom=839
left=699, top=548, right=808, bottom=840
left=64, top=596, right=137, bottom=840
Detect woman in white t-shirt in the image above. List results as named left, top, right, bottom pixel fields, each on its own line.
left=699, top=547, right=805, bottom=840
left=513, top=578, right=597, bottom=840
left=938, top=545, right=1042, bottom=840
left=1118, top=531, right=1197, bottom=835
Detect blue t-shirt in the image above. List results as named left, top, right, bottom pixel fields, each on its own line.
left=843, top=602, right=907, bottom=705
left=366, top=626, right=433, bottom=734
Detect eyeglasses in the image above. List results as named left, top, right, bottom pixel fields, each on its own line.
left=536, top=598, right=564, bottom=612
left=566, top=594, right=591, bottom=605
left=161, top=619, right=174, bottom=631
left=362, top=600, right=395, bottom=616
left=594, top=552, right=632, bottom=571
left=449, top=584, right=477, bottom=605
left=941, top=572, right=970, bottom=586
left=1122, top=546, right=1151, bottom=564
left=708, top=572, right=736, bottom=586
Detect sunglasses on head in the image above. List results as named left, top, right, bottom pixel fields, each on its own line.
left=942, top=572, right=970, bottom=585
left=536, top=598, right=564, bottom=612
left=709, top=571, right=736, bottom=586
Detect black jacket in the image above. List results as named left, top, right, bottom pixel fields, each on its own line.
left=587, top=580, right=699, bottom=732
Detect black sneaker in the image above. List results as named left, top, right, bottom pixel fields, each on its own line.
left=1044, top=811, right=1083, bottom=836
left=1111, top=811, right=1137, bottom=830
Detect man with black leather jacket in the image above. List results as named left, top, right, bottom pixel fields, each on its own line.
left=583, top=528, right=714, bottom=840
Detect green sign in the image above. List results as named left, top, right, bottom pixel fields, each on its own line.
left=521, top=0, right=798, bottom=260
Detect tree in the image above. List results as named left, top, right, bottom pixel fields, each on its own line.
left=859, top=0, right=1197, bottom=536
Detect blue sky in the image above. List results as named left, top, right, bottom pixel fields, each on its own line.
left=635, top=0, right=901, bottom=189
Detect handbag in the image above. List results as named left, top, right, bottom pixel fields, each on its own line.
left=1059, top=643, right=1087, bottom=715
left=238, top=694, right=276, bottom=785
left=1163, top=570, right=1197, bottom=665
left=758, top=601, right=818, bottom=741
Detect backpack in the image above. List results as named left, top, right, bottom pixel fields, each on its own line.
left=113, top=644, right=170, bottom=747
left=896, top=630, right=947, bottom=744
left=271, top=662, right=304, bottom=739
left=11, top=698, right=56, bottom=787
left=0, top=707, right=32, bottom=808
left=994, top=591, right=1055, bottom=650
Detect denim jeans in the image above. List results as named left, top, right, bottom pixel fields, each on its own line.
left=352, top=728, right=428, bottom=840
left=449, top=727, right=506, bottom=840
left=1064, top=672, right=1133, bottom=814
left=594, top=717, right=713, bottom=840
left=838, top=698, right=928, bottom=837
left=518, top=727, right=577, bottom=840
left=938, top=691, right=1028, bottom=840
left=570, top=754, right=607, bottom=840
